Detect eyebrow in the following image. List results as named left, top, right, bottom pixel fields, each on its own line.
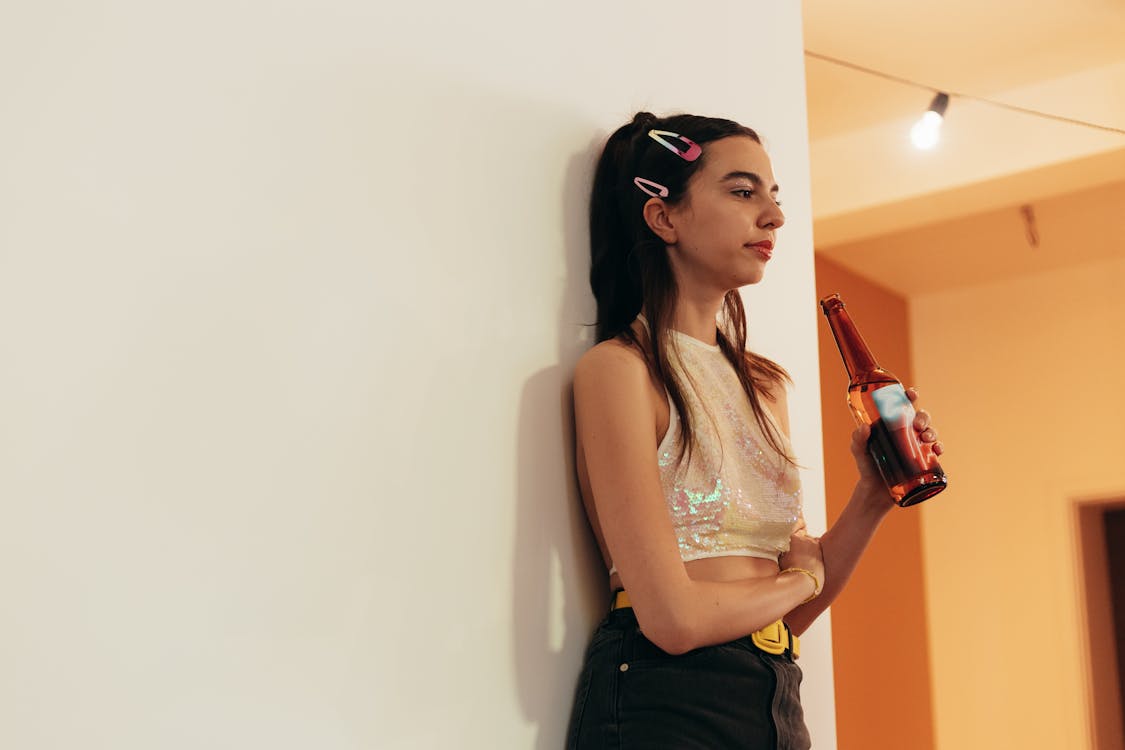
left=720, top=171, right=780, bottom=194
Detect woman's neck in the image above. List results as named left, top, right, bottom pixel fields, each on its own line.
left=667, top=296, right=726, bottom=346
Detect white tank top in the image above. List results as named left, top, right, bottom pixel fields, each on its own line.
left=611, top=316, right=804, bottom=574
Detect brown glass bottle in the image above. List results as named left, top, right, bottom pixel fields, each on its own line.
left=819, top=293, right=947, bottom=507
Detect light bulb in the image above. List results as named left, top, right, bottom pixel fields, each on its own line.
left=911, top=111, right=944, bottom=150
left=911, top=92, right=950, bottom=151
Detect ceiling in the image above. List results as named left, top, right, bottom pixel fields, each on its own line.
left=804, top=0, right=1125, bottom=141
left=801, top=0, right=1125, bottom=294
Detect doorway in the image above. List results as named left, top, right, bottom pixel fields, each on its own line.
left=1076, top=498, right=1125, bottom=750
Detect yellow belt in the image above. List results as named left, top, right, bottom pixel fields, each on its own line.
left=611, top=589, right=800, bottom=659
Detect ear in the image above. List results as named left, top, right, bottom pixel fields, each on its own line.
left=642, top=198, right=678, bottom=245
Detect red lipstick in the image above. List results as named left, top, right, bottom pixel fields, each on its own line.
left=749, top=240, right=773, bottom=260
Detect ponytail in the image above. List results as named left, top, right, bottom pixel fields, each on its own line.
left=588, top=112, right=659, bottom=343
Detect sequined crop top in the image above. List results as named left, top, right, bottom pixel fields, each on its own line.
left=612, top=317, right=804, bottom=572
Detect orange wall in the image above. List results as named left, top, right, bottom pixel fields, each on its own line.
left=912, top=255, right=1125, bottom=750
left=824, top=179, right=1125, bottom=750
left=814, top=256, right=936, bottom=750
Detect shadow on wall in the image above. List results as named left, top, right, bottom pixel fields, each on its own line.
left=362, top=48, right=615, bottom=745
left=512, top=139, right=609, bottom=748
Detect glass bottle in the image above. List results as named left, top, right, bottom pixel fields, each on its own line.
left=819, top=293, right=947, bottom=507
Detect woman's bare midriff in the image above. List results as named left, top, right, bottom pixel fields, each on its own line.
left=608, top=555, right=779, bottom=593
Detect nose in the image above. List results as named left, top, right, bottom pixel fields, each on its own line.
left=759, top=200, right=785, bottom=230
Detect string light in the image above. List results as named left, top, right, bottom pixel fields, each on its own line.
left=804, top=50, right=1125, bottom=139
left=911, top=92, right=949, bottom=150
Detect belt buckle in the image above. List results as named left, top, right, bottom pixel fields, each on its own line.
left=751, top=621, right=787, bottom=656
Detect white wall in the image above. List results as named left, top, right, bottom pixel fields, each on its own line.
left=0, top=2, right=832, bottom=747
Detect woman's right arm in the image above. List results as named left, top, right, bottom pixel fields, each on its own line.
left=574, top=342, right=820, bottom=654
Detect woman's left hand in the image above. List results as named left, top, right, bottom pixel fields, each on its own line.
left=850, top=386, right=944, bottom=484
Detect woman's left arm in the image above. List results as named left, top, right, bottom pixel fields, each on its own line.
left=783, top=387, right=943, bottom=636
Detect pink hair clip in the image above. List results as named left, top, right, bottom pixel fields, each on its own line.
left=633, top=177, right=669, bottom=198
left=648, top=129, right=702, bottom=162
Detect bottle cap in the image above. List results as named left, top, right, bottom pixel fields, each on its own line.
left=819, top=293, right=844, bottom=313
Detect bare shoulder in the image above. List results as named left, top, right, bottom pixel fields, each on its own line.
left=573, top=336, right=661, bottom=449
left=574, top=337, right=650, bottom=392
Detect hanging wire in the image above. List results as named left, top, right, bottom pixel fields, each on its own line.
left=1019, top=205, right=1040, bottom=248
left=804, top=50, right=1125, bottom=136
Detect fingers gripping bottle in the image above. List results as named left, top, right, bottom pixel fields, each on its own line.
left=819, top=293, right=947, bottom=507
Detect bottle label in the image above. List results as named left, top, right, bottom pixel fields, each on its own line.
left=871, top=383, right=914, bottom=428
left=870, top=383, right=927, bottom=471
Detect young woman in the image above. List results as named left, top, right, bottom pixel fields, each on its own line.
left=566, top=112, right=943, bottom=749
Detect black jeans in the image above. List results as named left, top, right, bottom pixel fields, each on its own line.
left=567, top=608, right=811, bottom=749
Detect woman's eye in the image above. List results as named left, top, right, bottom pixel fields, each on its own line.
left=734, top=189, right=755, bottom=198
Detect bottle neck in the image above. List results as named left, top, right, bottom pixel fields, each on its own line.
left=820, top=295, right=880, bottom=380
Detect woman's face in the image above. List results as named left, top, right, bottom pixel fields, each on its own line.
left=661, top=136, right=786, bottom=293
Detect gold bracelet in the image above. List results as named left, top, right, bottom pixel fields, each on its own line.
left=781, top=567, right=821, bottom=604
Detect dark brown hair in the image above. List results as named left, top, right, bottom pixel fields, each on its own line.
left=589, top=111, right=794, bottom=465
